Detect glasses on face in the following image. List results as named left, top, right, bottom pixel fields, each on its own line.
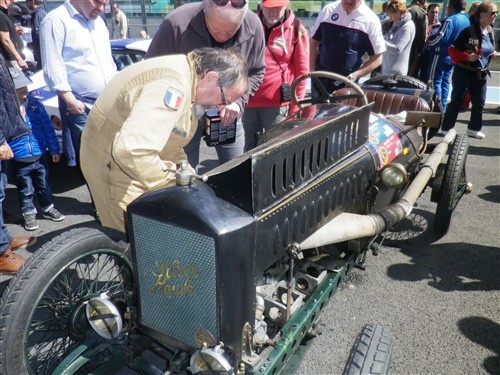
left=212, top=0, right=246, bottom=9
left=490, top=11, right=498, bottom=15
left=219, top=84, right=227, bottom=106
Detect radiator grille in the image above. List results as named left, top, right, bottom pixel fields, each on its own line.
left=131, top=215, right=218, bottom=348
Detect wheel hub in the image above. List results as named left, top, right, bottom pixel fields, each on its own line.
left=68, top=303, right=90, bottom=341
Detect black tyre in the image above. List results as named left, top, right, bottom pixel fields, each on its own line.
left=363, top=74, right=427, bottom=90
left=434, top=134, right=469, bottom=235
left=0, top=228, right=133, bottom=375
left=343, top=324, right=394, bottom=375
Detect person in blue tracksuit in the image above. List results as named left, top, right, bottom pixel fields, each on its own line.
left=427, top=0, right=469, bottom=111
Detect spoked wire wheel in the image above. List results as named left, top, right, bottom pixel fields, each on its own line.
left=0, top=228, right=133, bottom=375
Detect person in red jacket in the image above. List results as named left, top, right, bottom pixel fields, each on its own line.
left=242, top=0, right=309, bottom=151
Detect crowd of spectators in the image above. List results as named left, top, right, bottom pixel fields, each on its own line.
left=0, top=0, right=497, bottom=273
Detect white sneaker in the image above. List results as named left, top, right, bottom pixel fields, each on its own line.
left=466, top=129, right=485, bottom=139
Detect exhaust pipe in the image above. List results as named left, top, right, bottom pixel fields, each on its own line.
left=300, top=130, right=456, bottom=250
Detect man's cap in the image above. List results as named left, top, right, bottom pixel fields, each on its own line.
left=8, top=67, right=32, bottom=89
left=261, top=0, right=289, bottom=8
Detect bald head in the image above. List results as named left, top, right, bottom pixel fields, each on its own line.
left=203, top=0, right=247, bottom=43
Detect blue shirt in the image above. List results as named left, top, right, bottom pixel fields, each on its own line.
left=310, top=0, right=386, bottom=76
left=479, top=30, right=494, bottom=69
left=40, top=0, right=116, bottom=98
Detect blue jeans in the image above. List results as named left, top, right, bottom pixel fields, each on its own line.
left=428, top=55, right=454, bottom=112
left=0, top=161, right=12, bottom=255
left=59, top=97, right=92, bottom=167
left=67, top=112, right=88, bottom=161
left=442, top=67, right=487, bottom=132
left=12, top=159, right=53, bottom=215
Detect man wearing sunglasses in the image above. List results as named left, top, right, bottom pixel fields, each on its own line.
left=146, top=0, right=265, bottom=170
left=80, top=48, right=249, bottom=233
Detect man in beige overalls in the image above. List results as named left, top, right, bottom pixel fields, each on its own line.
left=80, top=48, right=248, bottom=233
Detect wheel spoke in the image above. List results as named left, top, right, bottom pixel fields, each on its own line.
left=25, top=249, right=132, bottom=374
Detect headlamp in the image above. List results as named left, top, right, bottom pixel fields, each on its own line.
left=380, top=163, right=408, bottom=188
left=190, top=343, right=235, bottom=374
left=85, top=293, right=123, bottom=340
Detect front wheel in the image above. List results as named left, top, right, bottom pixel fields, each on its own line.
left=434, top=134, right=469, bottom=235
left=343, top=324, right=394, bottom=375
left=0, top=227, right=133, bottom=375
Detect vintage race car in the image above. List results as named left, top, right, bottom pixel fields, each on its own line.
left=0, top=72, right=471, bottom=375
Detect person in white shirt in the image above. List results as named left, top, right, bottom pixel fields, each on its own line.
left=40, top=0, right=117, bottom=166
left=309, top=0, right=385, bottom=92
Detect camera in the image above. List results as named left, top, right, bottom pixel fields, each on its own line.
left=203, top=109, right=236, bottom=147
left=280, top=82, right=292, bottom=102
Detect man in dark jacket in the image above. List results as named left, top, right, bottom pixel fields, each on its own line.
left=26, top=0, right=46, bottom=71
left=0, top=56, right=36, bottom=273
left=408, top=0, right=429, bottom=79
left=146, top=0, right=265, bottom=169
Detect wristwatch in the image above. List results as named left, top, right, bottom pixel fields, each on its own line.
left=347, top=74, right=357, bottom=82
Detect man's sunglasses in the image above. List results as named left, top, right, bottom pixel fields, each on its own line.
left=213, top=0, right=246, bottom=9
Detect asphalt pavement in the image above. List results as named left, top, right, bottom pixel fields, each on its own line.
left=0, top=89, right=498, bottom=374
left=297, top=101, right=500, bottom=375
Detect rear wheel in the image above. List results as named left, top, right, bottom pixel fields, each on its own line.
left=0, top=227, right=133, bottom=375
left=343, top=324, right=394, bottom=375
left=434, top=134, right=469, bottom=235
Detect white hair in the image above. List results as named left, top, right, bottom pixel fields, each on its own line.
left=202, top=0, right=248, bottom=25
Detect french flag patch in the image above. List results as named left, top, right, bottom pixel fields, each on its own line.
left=164, top=87, right=184, bottom=110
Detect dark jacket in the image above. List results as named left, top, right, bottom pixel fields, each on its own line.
left=146, top=3, right=266, bottom=110
left=0, top=54, right=30, bottom=146
left=448, top=22, right=495, bottom=71
left=408, top=5, right=427, bottom=56
left=30, top=5, right=47, bottom=68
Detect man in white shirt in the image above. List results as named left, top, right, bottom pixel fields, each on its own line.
left=309, top=0, right=385, bottom=92
left=40, top=0, right=117, bottom=166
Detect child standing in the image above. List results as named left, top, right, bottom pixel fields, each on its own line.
left=8, top=69, right=65, bottom=231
